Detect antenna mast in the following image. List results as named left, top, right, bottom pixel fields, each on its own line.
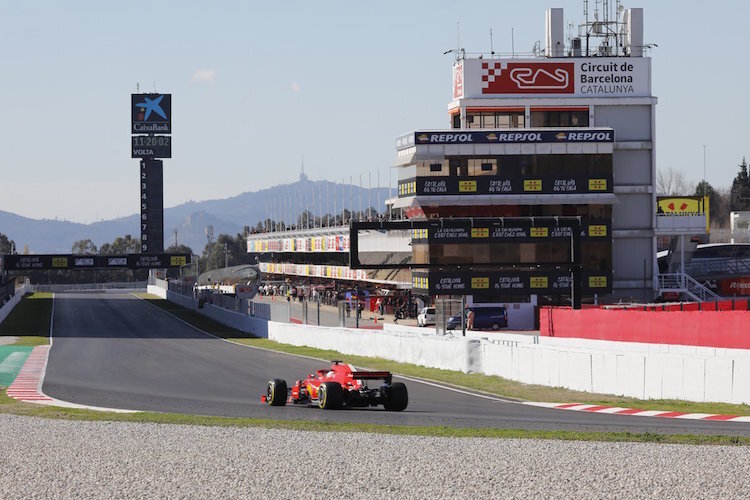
left=579, top=0, right=624, bottom=56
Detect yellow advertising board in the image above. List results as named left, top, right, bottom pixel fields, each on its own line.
left=523, top=180, right=542, bottom=192
left=170, top=256, right=187, bottom=266
left=588, top=276, right=608, bottom=288
left=471, top=277, right=489, bottom=289
left=459, top=180, right=477, bottom=192
left=52, top=257, right=68, bottom=268
left=530, top=276, right=548, bottom=288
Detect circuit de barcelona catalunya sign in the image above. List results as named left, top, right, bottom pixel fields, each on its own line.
left=454, top=57, right=651, bottom=98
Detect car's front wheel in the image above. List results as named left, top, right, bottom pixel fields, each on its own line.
left=266, top=378, right=287, bottom=406
left=318, top=382, right=344, bottom=409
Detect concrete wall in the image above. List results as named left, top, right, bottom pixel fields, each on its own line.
left=481, top=340, right=750, bottom=404
left=612, top=149, right=652, bottom=185
left=269, top=322, right=481, bottom=373
left=595, top=105, right=652, bottom=141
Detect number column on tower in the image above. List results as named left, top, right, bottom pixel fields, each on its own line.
left=140, top=159, right=164, bottom=253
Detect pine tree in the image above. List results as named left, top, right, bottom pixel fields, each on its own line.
left=730, top=157, right=750, bottom=211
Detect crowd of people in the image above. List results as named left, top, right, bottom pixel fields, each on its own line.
left=255, top=281, right=422, bottom=319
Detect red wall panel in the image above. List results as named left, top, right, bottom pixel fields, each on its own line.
left=540, top=307, right=750, bottom=349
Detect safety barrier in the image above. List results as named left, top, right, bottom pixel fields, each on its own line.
left=269, top=322, right=481, bottom=373
left=32, top=282, right=148, bottom=293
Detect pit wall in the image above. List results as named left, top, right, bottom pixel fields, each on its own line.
left=150, top=285, right=750, bottom=405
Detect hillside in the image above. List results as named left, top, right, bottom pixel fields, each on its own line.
left=0, top=178, right=391, bottom=254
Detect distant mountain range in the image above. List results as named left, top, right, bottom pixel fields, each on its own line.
left=0, top=177, right=392, bottom=254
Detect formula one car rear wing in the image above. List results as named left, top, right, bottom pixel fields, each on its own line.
left=351, top=371, right=392, bottom=384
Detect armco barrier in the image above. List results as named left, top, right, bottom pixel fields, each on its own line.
left=540, top=306, right=750, bottom=349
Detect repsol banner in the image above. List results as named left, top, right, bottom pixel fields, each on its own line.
left=400, top=173, right=612, bottom=196
left=412, top=269, right=612, bottom=295
left=414, top=129, right=614, bottom=145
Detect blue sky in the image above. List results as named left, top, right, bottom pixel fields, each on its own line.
left=1, top=1, right=748, bottom=223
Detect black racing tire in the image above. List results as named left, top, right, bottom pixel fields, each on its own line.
left=383, top=382, right=408, bottom=411
left=318, top=382, right=344, bottom=409
left=266, top=378, right=287, bottom=406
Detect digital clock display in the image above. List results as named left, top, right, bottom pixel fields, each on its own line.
left=132, top=135, right=171, bottom=158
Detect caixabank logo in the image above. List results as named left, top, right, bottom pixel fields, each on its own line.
left=132, top=94, right=171, bottom=133
left=481, top=62, right=574, bottom=94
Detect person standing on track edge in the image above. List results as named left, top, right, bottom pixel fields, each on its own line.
left=466, top=308, right=475, bottom=331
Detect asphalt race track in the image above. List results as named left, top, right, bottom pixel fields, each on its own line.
left=42, top=292, right=750, bottom=437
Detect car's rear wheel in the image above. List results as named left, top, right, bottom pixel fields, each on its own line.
left=318, top=382, right=343, bottom=409
left=383, top=382, right=408, bottom=411
left=266, top=378, right=287, bottom=406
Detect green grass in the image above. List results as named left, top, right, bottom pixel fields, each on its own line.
left=0, top=292, right=51, bottom=346
left=1, top=291, right=749, bottom=445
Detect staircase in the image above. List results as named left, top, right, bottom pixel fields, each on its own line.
left=657, top=272, right=723, bottom=302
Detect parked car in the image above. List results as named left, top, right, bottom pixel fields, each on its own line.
left=446, top=307, right=508, bottom=331
left=417, top=306, right=436, bottom=327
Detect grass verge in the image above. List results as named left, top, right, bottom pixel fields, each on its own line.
left=0, top=292, right=51, bottom=347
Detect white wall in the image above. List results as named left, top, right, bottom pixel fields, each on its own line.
left=269, top=322, right=481, bottom=374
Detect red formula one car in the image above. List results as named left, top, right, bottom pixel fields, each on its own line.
left=261, top=360, right=408, bottom=411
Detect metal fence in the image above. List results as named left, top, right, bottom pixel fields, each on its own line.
left=435, top=298, right=464, bottom=335
left=32, top=282, right=147, bottom=293
left=249, top=300, right=290, bottom=322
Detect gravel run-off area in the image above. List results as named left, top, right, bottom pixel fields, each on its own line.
left=2, top=414, right=749, bottom=499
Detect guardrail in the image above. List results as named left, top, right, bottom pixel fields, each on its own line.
left=32, top=282, right=148, bottom=293
left=657, top=272, right=722, bottom=302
